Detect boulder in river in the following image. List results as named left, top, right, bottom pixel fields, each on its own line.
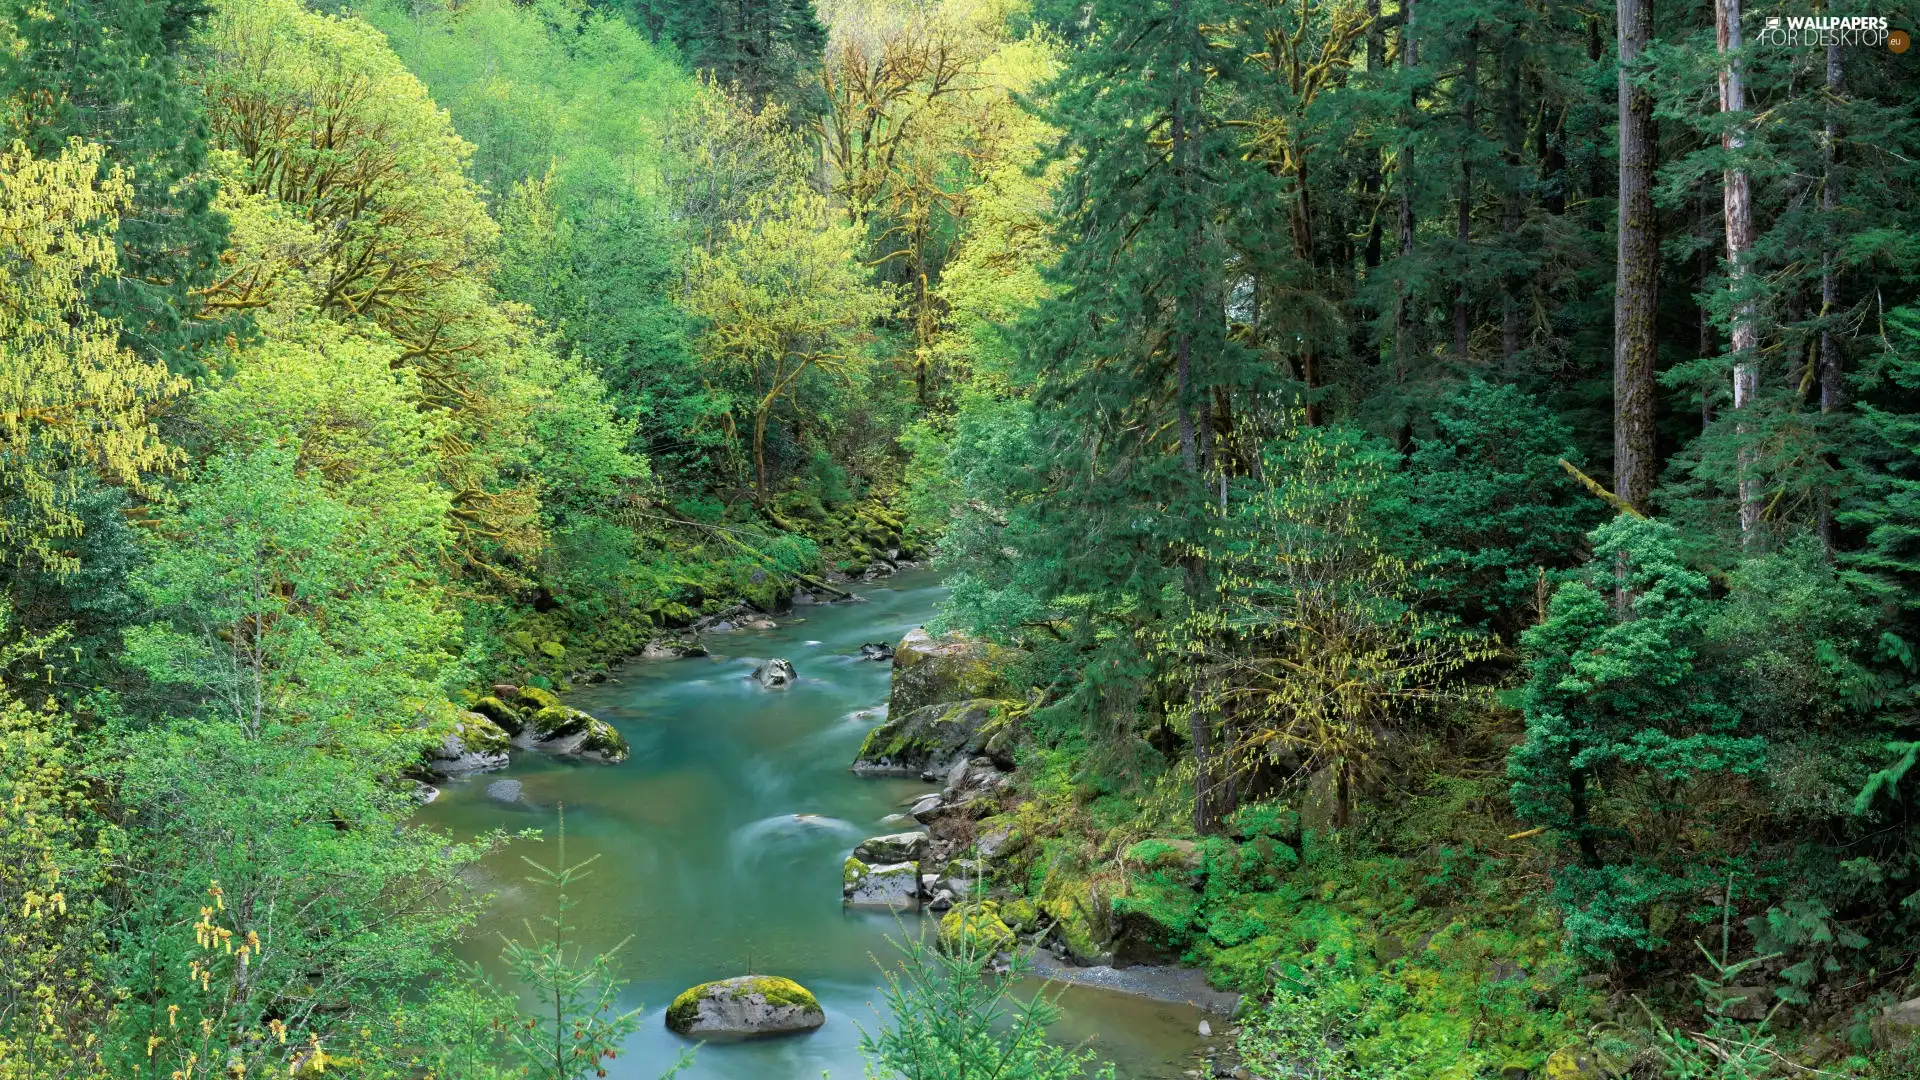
left=857, top=642, right=894, bottom=662
left=664, top=975, right=825, bottom=1039
left=853, top=831, right=931, bottom=863
left=888, top=628, right=1010, bottom=716
left=843, top=857, right=920, bottom=910
left=751, top=658, right=797, bottom=688
left=427, top=712, right=512, bottom=775
left=468, top=695, right=525, bottom=736
left=486, top=778, right=523, bottom=803
left=520, top=705, right=630, bottom=764
left=853, top=699, right=999, bottom=778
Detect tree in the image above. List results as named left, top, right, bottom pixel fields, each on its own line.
left=1164, top=424, right=1493, bottom=828
left=1008, top=0, right=1275, bottom=830
left=858, top=933, right=1114, bottom=1080
left=121, top=444, right=459, bottom=738
left=1507, top=516, right=1762, bottom=961
left=1613, top=0, right=1658, bottom=512
left=1407, top=380, right=1601, bottom=633
left=630, top=0, right=825, bottom=116
left=0, top=620, right=114, bottom=1078
left=0, top=0, right=232, bottom=371
left=0, top=138, right=185, bottom=575
left=481, top=808, right=686, bottom=1080
left=685, top=189, right=894, bottom=498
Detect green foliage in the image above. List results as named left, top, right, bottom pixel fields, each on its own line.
left=1508, top=517, right=1763, bottom=962
left=0, top=619, right=115, bottom=1075
left=858, top=933, right=1115, bottom=1080
left=627, top=0, right=825, bottom=117
left=1408, top=379, right=1601, bottom=633
left=0, top=0, right=233, bottom=371
left=478, top=809, right=685, bottom=1080
left=123, top=444, right=461, bottom=737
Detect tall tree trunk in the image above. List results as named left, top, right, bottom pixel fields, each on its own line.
left=1818, top=43, right=1844, bottom=552
left=1393, top=0, right=1419, bottom=449
left=1698, top=193, right=1717, bottom=431
left=1614, top=0, right=1659, bottom=513
left=1718, top=0, right=1759, bottom=543
left=1364, top=0, right=1386, bottom=271
left=1454, top=24, right=1478, bottom=362
left=1500, top=37, right=1525, bottom=366
left=1171, top=0, right=1218, bottom=833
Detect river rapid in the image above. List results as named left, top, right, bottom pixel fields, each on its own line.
left=420, top=570, right=1214, bottom=1079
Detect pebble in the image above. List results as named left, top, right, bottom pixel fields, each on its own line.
left=1198, top=1019, right=1211, bottom=1036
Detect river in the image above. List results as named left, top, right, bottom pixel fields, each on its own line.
left=419, top=570, right=1215, bottom=1079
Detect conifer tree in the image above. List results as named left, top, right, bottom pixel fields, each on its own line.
left=1012, top=0, right=1276, bottom=831
left=0, top=0, right=231, bottom=372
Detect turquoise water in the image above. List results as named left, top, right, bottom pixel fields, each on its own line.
left=419, top=572, right=1210, bottom=1078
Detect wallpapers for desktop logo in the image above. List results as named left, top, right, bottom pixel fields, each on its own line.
left=1754, top=14, right=1909, bottom=51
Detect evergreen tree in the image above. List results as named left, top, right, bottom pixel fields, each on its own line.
left=986, top=0, right=1277, bottom=829
left=1507, top=516, right=1762, bottom=961
left=0, top=0, right=232, bottom=372
left=1407, top=379, right=1601, bottom=634
left=627, top=0, right=825, bottom=116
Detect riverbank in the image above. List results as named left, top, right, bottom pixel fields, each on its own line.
left=418, top=572, right=1220, bottom=1079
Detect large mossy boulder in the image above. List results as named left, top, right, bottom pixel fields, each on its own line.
left=1872, top=996, right=1920, bottom=1051
left=1108, top=876, right=1201, bottom=968
left=514, top=685, right=563, bottom=714
left=576, top=718, right=630, bottom=764
left=427, top=713, right=512, bottom=775
left=888, top=628, right=1009, bottom=717
left=530, top=705, right=591, bottom=741
left=521, top=705, right=629, bottom=764
left=939, top=900, right=1016, bottom=953
left=469, top=696, right=525, bottom=736
left=664, top=976, right=824, bottom=1039
left=852, top=699, right=999, bottom=778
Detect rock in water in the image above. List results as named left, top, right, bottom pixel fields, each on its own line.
left=843, top=857, right=920, bottom=910
left=853, top=831, right=931, bottom=863
left=888, top=628, right=1009, bottom=715
left=664, top=976, right=825, bottom=1039
left=853, top=700, right=999, bottom=778
left=485, top=779, right=523, bottom=803
left=857, top=642, right=894, bottom=662
left=751, top=658, right=797, bottom=688
left=427, top=713, right=511, bottom=775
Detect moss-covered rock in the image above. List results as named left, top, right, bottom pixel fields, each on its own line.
left=530, top=705, right=590, bottom=740
left=1045, top=895, right=1111, bottom=965
left=664, top=975, right=824, bottom=1039
left=469, top=695, right=525, bottom=736
left=1109, top=875, right=1201, bottom=968
left=888, top=628, right=1012, bottom=717
left=538, top=640, right=566, bottom=660
left=853, top=832, right=930, bottom=863
left=1543, top=1045, right=1622, bottom=1079
left=578, top=719, right=629, bottom=764
left=940, top=900, right=1015, bottom=953
left=852, top=699, right=1002, bottom=777
left=843, top=858, right=920, bottom=910
left=515, top=685, right=563, bottom=714
left=1125, top=838, right=1204, bottom=873
left=426, top=712, right=512, bottom=774
left=1000, top=897, right=1041, bottom=933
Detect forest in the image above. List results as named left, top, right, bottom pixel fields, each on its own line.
left=2, top=0, right=1919, bottom=1077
